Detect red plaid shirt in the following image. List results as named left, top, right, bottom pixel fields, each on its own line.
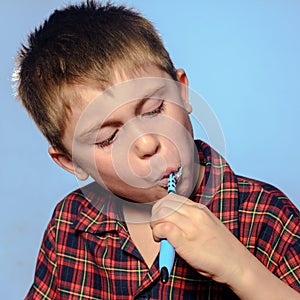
left=26, top=141, right=300, bottom=299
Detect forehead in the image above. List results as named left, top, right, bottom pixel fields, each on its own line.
left=80, top=81, right=180, bottom=134
left=68, top=64, right=173, bottom=108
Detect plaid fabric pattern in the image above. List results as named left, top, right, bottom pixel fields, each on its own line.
left=25, top=141, right=300, bottom=299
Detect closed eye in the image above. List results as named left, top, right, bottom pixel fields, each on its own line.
left=95, top=129, right=118, bottom=148
left=95, top=100, right=165, bottom=148
left=142, top=100, right=166, bottom=117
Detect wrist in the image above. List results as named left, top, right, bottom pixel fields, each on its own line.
left=228, top=252, right=299, bottom=300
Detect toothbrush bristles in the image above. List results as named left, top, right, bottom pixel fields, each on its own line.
left=174, top=166, right=183, bottom=183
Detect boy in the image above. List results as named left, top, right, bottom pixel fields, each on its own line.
left=15, top=1, right=300, bottom=299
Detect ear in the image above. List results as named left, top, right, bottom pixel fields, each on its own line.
left=48, top=147, right=89, bottom=181
left=176, top=68, right=192, bottom=113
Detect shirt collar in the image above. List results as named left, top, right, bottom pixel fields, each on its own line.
left=73, top=183, right=126, bottom=234
left=194, top=140, right=239, bottom=237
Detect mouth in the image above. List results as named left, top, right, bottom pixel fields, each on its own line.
left=159, top=166, right=183, bottom=188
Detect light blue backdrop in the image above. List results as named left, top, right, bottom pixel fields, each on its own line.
left=1, top=1, right=299, bottom=298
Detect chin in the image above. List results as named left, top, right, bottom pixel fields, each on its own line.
left=177, top=183, right=194, bottom=198
left=138, top=187, right=168, bottom=204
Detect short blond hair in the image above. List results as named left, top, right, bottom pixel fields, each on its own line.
left=14, top=0, right=177, bottom=156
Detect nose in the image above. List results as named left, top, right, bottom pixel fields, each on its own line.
left=134, top=134, right=160, bottom=159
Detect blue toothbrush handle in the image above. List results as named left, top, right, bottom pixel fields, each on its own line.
left=159, top=239, right=175, bottom=283
left=159, top=173, right=176, bottom=283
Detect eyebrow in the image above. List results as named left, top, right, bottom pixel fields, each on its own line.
left=78, top=85, right=166, bottom=139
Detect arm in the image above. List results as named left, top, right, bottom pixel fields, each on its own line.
left=227, top=244, right=300, bottom=300
left=25, top=224, right=58, bottom=300
left=151, top=194, right=300, bottom=299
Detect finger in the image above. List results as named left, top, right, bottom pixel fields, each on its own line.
left=153, top=193, right=207, bottom=213
left=152, top=194, right=195, bottom=220
left=152, top=195, right=209, bottom=223
left=151, top=208, right=193, bottom=237
left=151, top=201, right=221, bottom=240
left=151, top=218, right=186, bottom=245
left=154, top=193, right=192, bottom=208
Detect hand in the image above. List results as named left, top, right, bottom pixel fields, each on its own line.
left=151, top=193, right=247, bottom=284
left=151, top=194, right=300, bottom=299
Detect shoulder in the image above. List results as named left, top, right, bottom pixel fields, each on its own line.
left=51, top=187, right=89, bottom=224
left=236, top=175, right=299, bottom=220
left=48, top=181, right=107, bottom=231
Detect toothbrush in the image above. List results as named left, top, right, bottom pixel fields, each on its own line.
left=159, top=169, right=180, bottom=283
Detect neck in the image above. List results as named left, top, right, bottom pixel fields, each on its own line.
left=122, top=201, right=153, bottom=225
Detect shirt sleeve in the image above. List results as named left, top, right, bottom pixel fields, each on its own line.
left=271, top=200, right=300, bottom=292
left=25, top=223, right=58, bottom=299
left=238, top=180, right=300, bottom=293
left=275, top=240, right=300, bottom=292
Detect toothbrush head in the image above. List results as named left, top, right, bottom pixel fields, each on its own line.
left=167, top=173, right=177, bottom=194
left=167, top=166, right=182, bottom=194
left=174, top=166, right=183, bottom=183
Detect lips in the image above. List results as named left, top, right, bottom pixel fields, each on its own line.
left=161, top=167, right=180, bottom=179
left=158, top=166, right=182, bottom=189
left=160, top=166, right=182, bottom=183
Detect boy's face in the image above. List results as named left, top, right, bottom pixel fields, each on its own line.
left=55, top=64, right=199, bottom=204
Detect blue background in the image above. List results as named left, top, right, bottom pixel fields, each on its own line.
left=1, top=1, right=299, bottom=298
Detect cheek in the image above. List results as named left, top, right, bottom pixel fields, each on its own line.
left=93, top=151, right=138, bottom=191
left=184, top=115, right=194, bottom=137
left=93, top=153, right=114, bottom=181
left=173, top=106, right=193, bottom=135
left=128, top=157, right=149, bottom=177
left=74, top=147, right=116, bottom=188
